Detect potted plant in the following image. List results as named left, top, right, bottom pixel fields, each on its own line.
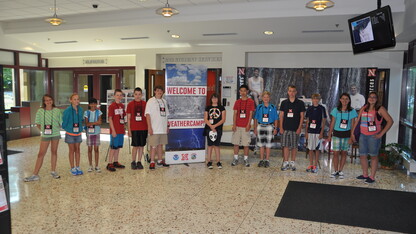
left=379, top=143, right=411, bottom=169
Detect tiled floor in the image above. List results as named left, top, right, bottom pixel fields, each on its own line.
left=7, top=135, right=416, bottom=233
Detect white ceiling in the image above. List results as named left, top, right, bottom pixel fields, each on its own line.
left=0, top=0, right=414, bottom=53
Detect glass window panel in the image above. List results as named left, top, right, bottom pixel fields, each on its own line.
left=19, top=53, right=39, bottom=67
left=3, top=68, right=15, bottom=109
left=122, top=69, right=135, bottom=90
left=406, top=67, right=416, bottom=123
left=53, top=70, right=74, bottom=106
left=20, top=69, right=46, bottom=103
left=0, top=51, right=14, bottom=65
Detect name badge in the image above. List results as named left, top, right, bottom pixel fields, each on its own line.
left=135, top=113, right=142, bottom=122
left=209, top=118, right=214, bottom=124
left=44, top=125, right=52, bottom=135
left=73, top=123, right=79, bottom=133
left=262, top=114, right=269, bottom=123
left=160, top=107, right=166, bottom=117
left=287, top=109, right=294, bottom=118
left=309, top=120, right=317, bottom=129
left=88, top=125, right=95, bottom=133
left=339, top=119, right=348, bottom=129
left=240, top=110, right=246, bottom=119
left=120, top=118, right=125, bottom=124
left=368, top=121, right=377, bottom=132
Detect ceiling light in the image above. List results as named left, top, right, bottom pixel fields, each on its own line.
left=171, top=34, right=180, bottom=38
left=95, top=39, right=103, bottom=42
left=156, top=0, right=179, bottom=17
left=45, top=0, right=63, bottom=26
left=264, top=31, right=274, bottom=35
left=306, top=0, right=334, bottom=11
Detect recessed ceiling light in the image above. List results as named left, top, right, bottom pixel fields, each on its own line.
left=95, top=39, right=103, bottom=42
left=171, top=34, right=180, bottom=38
left=264, top=31, right=274, bottom=35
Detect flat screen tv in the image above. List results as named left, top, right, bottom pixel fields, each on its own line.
left=348, top=5, right=396, bottom=54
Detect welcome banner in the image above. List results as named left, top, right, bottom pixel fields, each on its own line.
left=165, top=64, right=207, bottom=164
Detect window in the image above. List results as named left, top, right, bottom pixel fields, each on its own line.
left=19, top=69, right=46, bottom=103
left=3, top=68, right=15, bottom=110
left=53, top=70, right=74, bottom=106
left=122, top=69, right=135, bottom=90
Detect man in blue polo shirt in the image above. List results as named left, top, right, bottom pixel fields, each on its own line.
left=254, top=91, right=279, bottom=168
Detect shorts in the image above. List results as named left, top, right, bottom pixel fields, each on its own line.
left=257, top=124, right=274, bottom=148
left=110, top=134, right=124, bottom=149
left=86, top=134, right=100, bottom=146
left=65, top=134, right=82, bottom=144
left=148, top=134, right=168, bottom=147
left=207, top=130, right=222, bottom=146
left=281, top=130, right=299, bottom=149
left=41, top=136, right=61, bottom=141
left=131, top=130, right=148, bottom=147
left=307, top=133, right=322, bottom=151
left=331, top=136, right=350, bottom=152
left=231, top=127, right=250, bottom=147
left=359, top=134, right=381, bottom=156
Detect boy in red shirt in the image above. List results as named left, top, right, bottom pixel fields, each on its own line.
left=232, top=85, right=255, bottom=167
left=107, top=89, right=126, bottom=171
left=127, top=87, right=148, bottom=170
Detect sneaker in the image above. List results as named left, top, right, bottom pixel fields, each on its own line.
left=338, top=171, right=344, bottom=179
left=330, top=171, right=339, bottom=178
left=87, top=166, right=93, bottom=172
left=106, top=163, right=116, bottom=172
left=244, top=159, right=250, bottom=167
left=131, top=161, right=138, bottom=170
left=95, top=167, right=101, bottom=173
left=258, top=160, right=265, bottom=167
left=51, top=171, right=60, bottom=179
left=231, top=158, right=239, bottom=166
left=70, top=167, right=78, bottom=176
left=364, top=177, right=375, bottom=184
left=281, top=161, right=289, bottom=171
left=149, top=162, right=156, bottom=170
left=217, top=162, right=223, bottom=169
left=207, top=161, right=213, bottom=169
left=264, top=160, right=270, bottom=168
left=312, top=166, right=318, bottom=173
left=290, top=161, right=296, bottom=171
left=136, top=162, right=144, bottom=170
left=113, top=162, right=125, bottom=169
left=157, top=160, right=170, bottom=167
left=306, top=165, right=313, bottom=172
left=76, top=167, right=83, bottom=175
left=356, top=175, right=369, bottom=180
left=24, top=175, right=40, bottom=182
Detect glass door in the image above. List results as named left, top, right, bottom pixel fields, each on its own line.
left=74, top=73, right=93, bottom=111
left=100, top=74, right=117, bottom=123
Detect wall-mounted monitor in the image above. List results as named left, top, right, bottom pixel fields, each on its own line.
left=348, top=5, right=396, bottom=54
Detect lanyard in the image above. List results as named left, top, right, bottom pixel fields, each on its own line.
left=72, top=106, right=79, bottom=124
left=134, top=100, right=143, bottom=115
left=116, top=103, right=124, bottom=118
left=239, top=99, right=248, bottom=112
left=156, top=99, right=166, bottom=111
left=337, top=110, right=350, bottom=121
left=44, top=108, right=53, bottom=125
left=262, top=104, right=270, bottom=116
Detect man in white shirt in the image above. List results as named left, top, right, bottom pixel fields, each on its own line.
left=145, top=86, right=170, bottom=170
left=350, top=84, right=365, bottom=110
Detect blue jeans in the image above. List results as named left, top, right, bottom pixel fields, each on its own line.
left=359, top=134, right=381, bottom=156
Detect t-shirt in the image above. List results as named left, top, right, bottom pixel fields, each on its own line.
left=62, top=105, right=84, bottom=136
left=360, top=110, right=382, bottom=135
left=254, top=103, right=279, bottom=124
left=305, top=105, right=327, bottom=134
left=84, top=109, right=103, bottom=135
left=127, top=100, right=148, bottom=131
left=108, top=102, right=125, bottom=134
left=145, top=97, right=169, bottom=134
left=205, top=105, right=226, bottom=131
left=233, top=98, right=255, bottom=127
left=279, top=98, right=306, bottom=131
left=330, top=108, right=358, bottom=132
left=350, top=93, right=365, bottom=110
left=35, top=108, right=63, bottom=137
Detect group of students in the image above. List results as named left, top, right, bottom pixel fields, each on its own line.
left=24, top=83, right=393, bottom=185
left=24, top=86, right=170, bottom=182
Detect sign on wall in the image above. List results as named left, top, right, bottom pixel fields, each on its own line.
left=164, top=64, right=207, bottom=164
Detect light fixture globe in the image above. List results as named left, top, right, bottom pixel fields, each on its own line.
left=156, top=0, right=179, bottom=17
left=306, top=0, right=334, bottom=11
left=45, top=0, right=64, bottom=26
